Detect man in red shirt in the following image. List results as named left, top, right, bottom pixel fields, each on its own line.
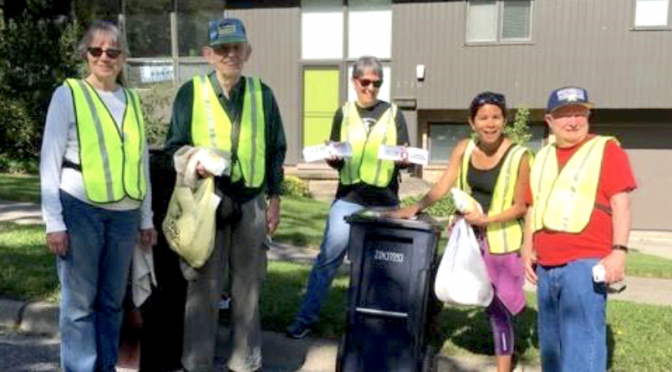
left=523, top=86, right=636, bottom=372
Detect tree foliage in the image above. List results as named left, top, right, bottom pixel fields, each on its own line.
left=505, top=106, right=533, bottom=146
left=0, top=0, right=81, bottom=168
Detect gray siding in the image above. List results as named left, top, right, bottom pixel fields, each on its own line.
left=592, top=117, right=672, bottom=231
left=226, top=7, right=302, bottom=164
left=392, top=0, right=672, bottom=110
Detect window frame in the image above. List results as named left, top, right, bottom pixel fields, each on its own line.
left=465, top=0, right=534, bottom=45
left=632, top=0, right=672, bottom=30
left=427, top=123, right=471, bottom=164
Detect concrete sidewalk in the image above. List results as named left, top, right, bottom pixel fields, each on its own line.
left=0, top=200, right=42, bottom=225
left=0, top=298, right=540, bottom=372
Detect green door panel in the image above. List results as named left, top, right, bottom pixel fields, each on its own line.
left=303, top=69, right=340, bottom=147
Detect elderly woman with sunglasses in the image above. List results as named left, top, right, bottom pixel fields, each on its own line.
left=286, top=56, right=410, bottom=339
left=391, top=92, right=531, bottom=372
left=40, top=21, right=156, bottom=372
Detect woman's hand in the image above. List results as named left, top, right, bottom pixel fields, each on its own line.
left=522, top=248, right=538, bottom=285
left=46, top=231, right=68, bottom=256
left=394, top=145, right=411, bottom=168
left=463, top=209, right=488, bottom=226
left=140, top=228, right=158, bottom=251
left=385, top=205, right=420, bottom=220
left=325, top=153, right=344, bottom=169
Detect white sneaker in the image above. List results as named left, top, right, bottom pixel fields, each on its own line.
left=218, top=297, right=231, bottom=310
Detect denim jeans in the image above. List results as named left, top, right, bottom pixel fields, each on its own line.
left=58, top=191, right=140, bottom=372
left=536, top=259, right=607, bottom=372
left=294, top=199, right=365, bottom=326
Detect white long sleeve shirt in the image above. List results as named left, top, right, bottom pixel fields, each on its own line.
left=40, top=84, right=154, bottom=233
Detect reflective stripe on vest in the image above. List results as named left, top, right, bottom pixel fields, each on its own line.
left=191, top=75, right=266, bottom=188
left=339, top=102, right=397, bottom=187
left=530, top=136, right=616, bottom=233
left=458, top=140, right=530, bottom=253
left=65, top=79, right=147, bottom=203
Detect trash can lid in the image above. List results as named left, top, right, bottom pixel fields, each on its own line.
left=345, top=208, right=443, bottom=232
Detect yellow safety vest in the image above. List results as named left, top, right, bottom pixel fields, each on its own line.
left=65, top=79, right=147, bottom=204
left=457, top=140, right=530, bottom=254
left=339, top=102, right=398, bottom=187
left=191, top=75, right=266, bottom=188
left=530, top=136, right=616, bottom=233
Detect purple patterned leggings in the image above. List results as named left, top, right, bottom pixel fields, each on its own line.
left=487, top=295, right=515, bottom=356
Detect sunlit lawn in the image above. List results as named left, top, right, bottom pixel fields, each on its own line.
left=1, top=220, right=671, bottom=371
left=0, top=173, right=40, bottom=203
left=262, top=261, right=672, bottom=372
left=1, top=173, right=671, bottom=371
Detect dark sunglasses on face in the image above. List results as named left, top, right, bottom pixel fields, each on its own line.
left=358, top=78, right=383, bottom=88
left=87, top=47, right=122, bottom=59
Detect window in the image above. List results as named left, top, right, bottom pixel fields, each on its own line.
left=429, top=124, right=470, bottom=163
left=428, top=123, right=546, bottom=163
left=125, top=0, right=173, bottom=58
left=301, top=0, right=343, bottom=60
left=348, top=0, right=392, bottom=59
left=635, top=0, right=670, bottom=27
left=524, top=126, right=547, bottom=151
left=467, top=0, right=532, bottom=43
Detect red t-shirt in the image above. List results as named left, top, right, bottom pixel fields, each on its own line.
left=525, top=136, right=637, bottom=266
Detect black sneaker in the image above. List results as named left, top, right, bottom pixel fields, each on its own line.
left=286, top=320, right=312, bottom=339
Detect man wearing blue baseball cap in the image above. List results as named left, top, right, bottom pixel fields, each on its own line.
left=164, top=17, right=286, bottom=372
left=523, top=86, right=636, bottom=372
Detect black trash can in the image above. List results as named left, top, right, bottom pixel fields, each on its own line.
left=138, top=147, right=187, bottom=372
left=337, top=210, right=441, bottom=372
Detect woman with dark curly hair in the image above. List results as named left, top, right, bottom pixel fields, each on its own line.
left=392, top=91, right=531, bottom=372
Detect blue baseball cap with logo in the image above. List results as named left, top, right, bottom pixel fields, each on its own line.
left=208, top=18, right=247, bottom=46
left=546, top=86, right=593, bottom=113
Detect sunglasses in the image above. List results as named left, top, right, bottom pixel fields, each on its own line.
left=87, top=47, right=122, bottom=59
left=357, top=78, right=383, bottom=88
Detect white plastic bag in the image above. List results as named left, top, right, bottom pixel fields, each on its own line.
left=434, top=218, right=494, bottom=307
left=450, top=188, right=482, bottom=214
left=162, top=177, right=221, bottom=268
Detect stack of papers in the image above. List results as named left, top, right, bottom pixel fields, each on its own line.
left=302, top=142, right=353, bottom=162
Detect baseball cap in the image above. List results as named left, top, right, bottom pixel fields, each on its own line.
left=546, top=86, right=593, bottom=113
left=208, top=18, right=247, bottom=46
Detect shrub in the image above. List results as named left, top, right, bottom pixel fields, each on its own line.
left=0, top=96, right=39, bottom=160
left=401, top=193, right=456, bottom=218
left=282, top=176, right=311, bottom=198
left=0, top=12, right=82, bottom=172
left=0, top=154, right=39, bottom=174
left=505, top=106, right=533, bottom=146
left=137, top=82, right=176, bottom=147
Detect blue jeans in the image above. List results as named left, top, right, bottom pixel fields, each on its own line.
left=294, top=199, right=365, bottom=326
left=58, top=191, right=140, bottom=372
left=536, top=259, right=607, bottom=372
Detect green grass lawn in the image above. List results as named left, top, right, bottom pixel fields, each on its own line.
left=1, top=220, right=671, bottom=371
left=274, top=196, right=330, bottom=248
left=0, top=223, right=59, bottom=301
left=0, top=173, right=40, bottom=203
left=625, top=249, right=672, bottom=279
left=260, top=261, right=672, bottom=372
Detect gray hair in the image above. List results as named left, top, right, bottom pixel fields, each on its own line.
left=77, top=21, right=130, bottom=60
left=352, top=56, right=383, bottom=81
left=77, top=21, right=129, bottom=85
